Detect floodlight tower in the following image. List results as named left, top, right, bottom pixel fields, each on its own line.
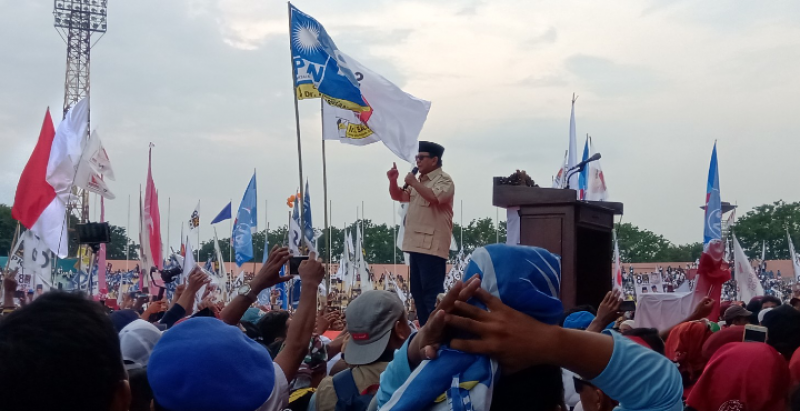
left=53, top=0, right=108, bottom=222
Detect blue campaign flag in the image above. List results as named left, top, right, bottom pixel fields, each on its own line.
left=233, top=173, right=258, bottom=266
left=211, top=202, right=232, bottom=224
left=703, top=143, right=722, bottom=245
left=578, top=137, right=589, bottom=200
left=276, top=266, right=288, bottom=310
left=289, top=4, right=368, bottom=111
left=302, top=180, right=316, bottom=252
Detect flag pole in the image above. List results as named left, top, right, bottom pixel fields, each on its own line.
left=229, top=198, right=233, bottom=266
left=328, top=199, right=332, bottom=296
left=460, top=200, right=464, bottom=250
left=167, top=197, right=170, bottom=259
left=393, top=201, right=397, bottom=274
left=126, top=195, right=130, bottom=272
left=321, top=99, right=331, bottom=288
left=287, top=2, right=305, bottom=236
left=495, top=207, right=499, bottom=243
left=197, top=199, right=200, bottom=263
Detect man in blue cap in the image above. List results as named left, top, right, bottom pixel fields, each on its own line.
left=147, top=247, right=325, bottom=411
left=387, top=141, right=454, bottom=325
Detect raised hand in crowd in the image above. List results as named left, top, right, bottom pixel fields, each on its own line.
left=315, top=309, right=331, bottom=335
left=174, top=267, right=211, bottom=312
left=587, top=289, right=622, bottom=332
left=408, top=274, right=481, bottom=368
left=141, top=296, right=167, bottom=320
left=220, top=246, right=291, bottom=326
left=274, top=252, right=325, bottom=383
left=169, top=283, right=186, bottom=309
left=252, top=246, right=293, bottom=290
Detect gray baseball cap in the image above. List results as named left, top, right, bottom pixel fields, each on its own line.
left=344, top=291, right=405, bottom=365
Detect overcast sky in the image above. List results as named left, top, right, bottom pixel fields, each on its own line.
left=2, top=0, right=800, bottom=252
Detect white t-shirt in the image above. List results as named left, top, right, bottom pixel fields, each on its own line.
left=257, top=362, right=290, bottom=411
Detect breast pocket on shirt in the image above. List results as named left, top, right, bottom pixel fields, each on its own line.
left=413, top=225, right=434, bottom=250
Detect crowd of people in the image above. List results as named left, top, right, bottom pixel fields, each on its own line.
left=620, top=262, right=800, bottom=305
left=3, top=243, right=800, bottom=411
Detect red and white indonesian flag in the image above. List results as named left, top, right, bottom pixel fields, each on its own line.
left=12, top=100, right=89, bottom=258
left=322, top=53, right=431, bottom=164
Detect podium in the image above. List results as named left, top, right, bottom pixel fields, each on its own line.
left=493, top=180, right=623, bottom=309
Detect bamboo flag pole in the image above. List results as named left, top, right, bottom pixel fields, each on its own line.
left=328, top=200, right=333, bottom=293
left=167, top=197, right=170, bottom=259
left=287, top=2, right=305, bottom=234
left=321, top=98, right=330, bottom=287
left=126, top=195, right=131, bottom=271
left=229, top=198, right=233, bottom=266
left=197, top=199, right=201, bottom=263
left=393, top=201, right=397, bottom=274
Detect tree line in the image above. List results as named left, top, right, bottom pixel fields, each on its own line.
left=2, top=200, right=800, bottom=263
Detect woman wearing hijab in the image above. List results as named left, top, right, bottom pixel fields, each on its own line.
left=664, top=321, right=712, bottom=399
left=685, top=343, right=789, bottom=411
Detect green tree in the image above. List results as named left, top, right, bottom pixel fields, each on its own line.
left=733, top=200, right=800, bottom=260
left=616, top=222, right=671, bottom=262
left=616, top=223, right=704, bottom=263
left=451, top=218, right=507, bottom=256
left=106, top=225, right=139, bottom=260
left=0, top=204, right=16, bottom=255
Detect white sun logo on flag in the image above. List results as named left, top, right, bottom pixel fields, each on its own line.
left=293, top=23, right=320, bottom=53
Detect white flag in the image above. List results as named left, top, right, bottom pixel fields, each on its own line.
left=322, top=53, right=431, bottom=164
left=75, top=131, right=115, bottom=199
left=189, top=200, right=200, bottom=231
left=567, top=98, right=579, bottom=193
left=389, top=275, right=407, bottom=303
left=213, top=228, right=228, bottom=300
left=21, top=231, right=52, bottom=292
left=733, top=234, right=764, bottom=302
left=585, top=139, right=608, bottom=201
left=788, top=232, right=800, bottom=280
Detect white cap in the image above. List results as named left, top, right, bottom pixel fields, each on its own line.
left=119, top=319, right=162, bottom=370
left=758, top=307, right=774, bottom=324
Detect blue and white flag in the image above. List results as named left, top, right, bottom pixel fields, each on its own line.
left=302, top=180, right=317, bottom=253
left=703, top=143, right=721, bottom=246
left=289, top=4, right=368, bottom=111
left=233, top=173, right=258, bottom=266
left=211, top=202, right=232, bottom=224
left=276, top=266, right=288, bottom=310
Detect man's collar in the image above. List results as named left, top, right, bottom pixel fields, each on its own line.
left=421, top=167, right=442, bottom=180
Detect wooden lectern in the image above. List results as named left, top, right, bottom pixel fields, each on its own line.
left=493, top=180, right=623, bottom=310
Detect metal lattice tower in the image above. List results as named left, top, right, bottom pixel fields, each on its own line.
left=53, top=0, right=108, bottom=222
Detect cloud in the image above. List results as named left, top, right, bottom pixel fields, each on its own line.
left=3, top=0, right=800, bottom=249
left=565, top=54, right=664, bottom=97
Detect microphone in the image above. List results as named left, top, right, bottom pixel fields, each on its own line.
left=402, top=167, right=419, bottom=190
left=568, top=153, right=601, bottom=172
